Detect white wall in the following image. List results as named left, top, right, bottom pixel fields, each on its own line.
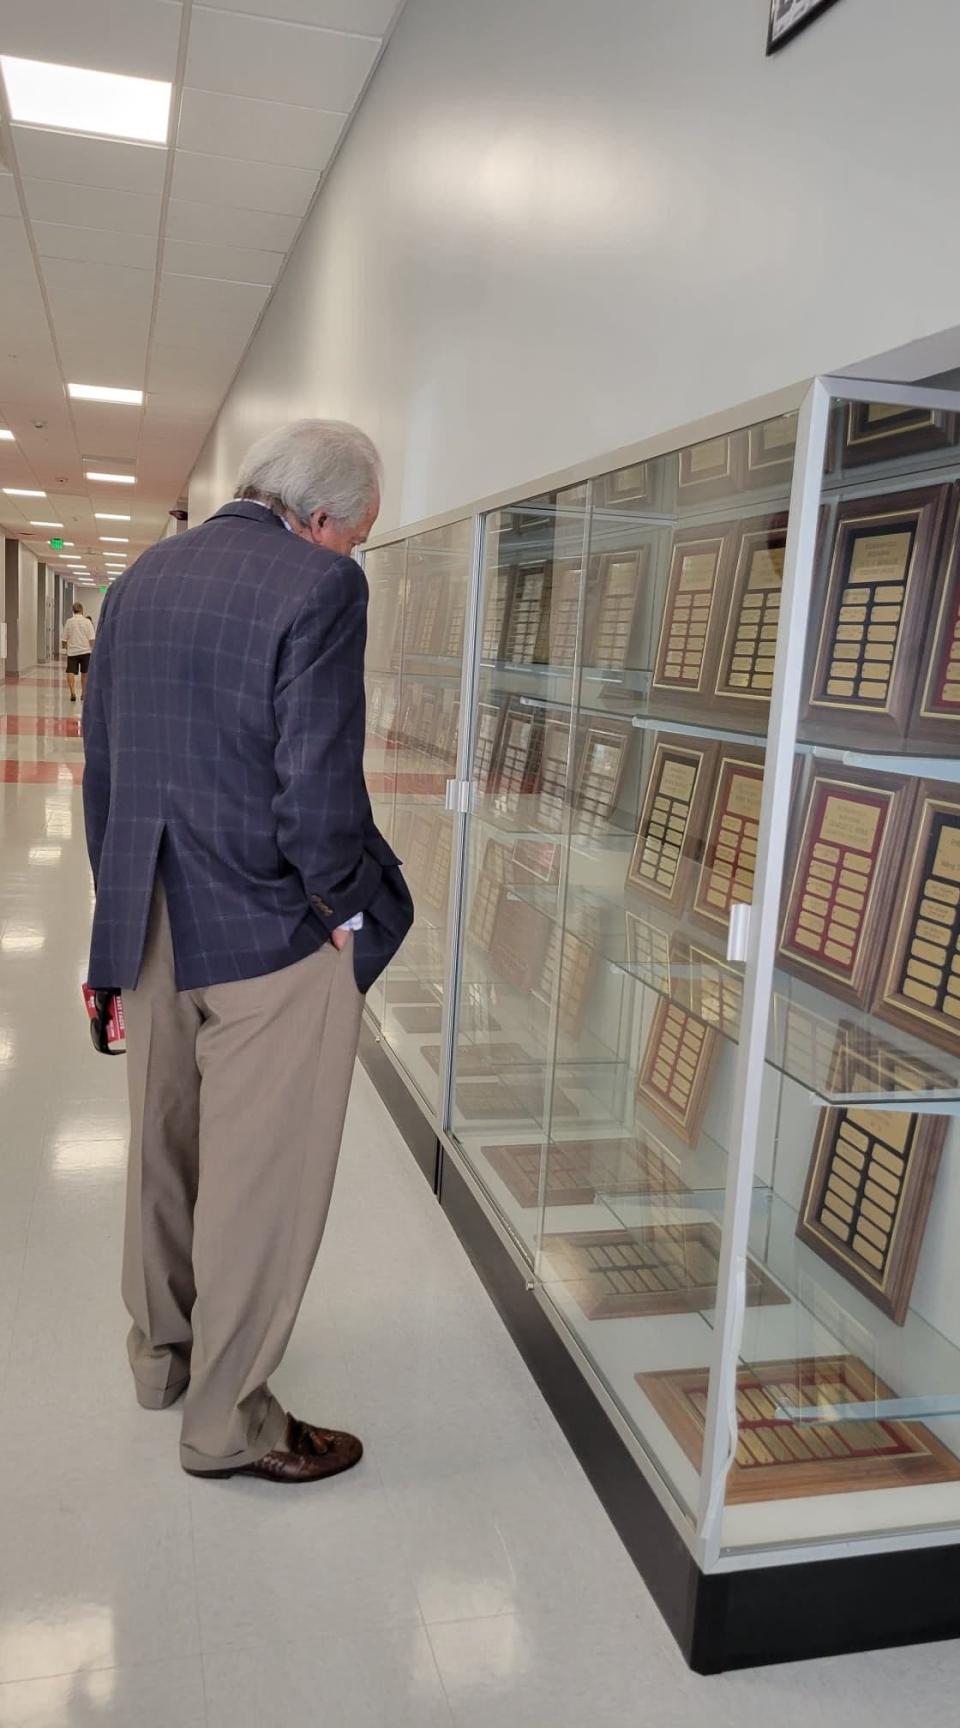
left=190, top=0, right=960, bottom=532
left=14, top=546, right=38, bottom=675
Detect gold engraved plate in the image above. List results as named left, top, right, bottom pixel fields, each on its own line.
left=749, top=548, right=785, bottom=590
left=659, top=761, right=696, bottom=802
left=689, top=437, right=728, bottom=476
left=848, top=532, right=912, bottom=584
left=680, top=552, right=716, bottom=591
left=933, top=826, right=960, bottom=884
left=820, top=796, right=881, bottom=853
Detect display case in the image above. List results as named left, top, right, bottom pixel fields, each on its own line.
left=360, top=377, right=960, bottom=1671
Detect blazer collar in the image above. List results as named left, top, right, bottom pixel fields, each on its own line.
left=208, top=500, right=286, bottom=528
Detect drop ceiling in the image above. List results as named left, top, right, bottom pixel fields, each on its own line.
left=0, top=0, right=403, bottom=583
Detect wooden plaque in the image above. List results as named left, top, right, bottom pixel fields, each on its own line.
left=802, top=487, right=950, bottom=741
left=543, top=1222, right=787, bottom=1321
left=674, top=937, right=744, bottom=1042
left=532, top=719, right=572, bottom=835
left=770, top=1001, right=854, bottom=1097
left=797, top=1070, right=945, bottom=1325
left=482, top=1130, right=687, bottom=1209
left=420, top=1040, right=532, bottom=1078
left=572, top=723, right=629, bottom=835
left=407, top=570, right=446, bottom=654
left=455, top=1076, right=578, bottom=1122
left=637, top=1355, right=960, bottom=1503
left=489, top=886, right=552, bottom=993
left=714, top=514, right=787, bottom=713
left=490, top=701, right=543, bottom=818
left=545, top=560, right=583, bottom=666
left=594, top=462, right=650, bottom=507
left=636, top=997, right=719, bottom=1146
left=472, top=699, right=506, bottom=789
left=534, top=921, right=597, bottom=1035
left=910, top=501, right=960, bottom=746
left=512, top=835, right=562, bottom=885
left=626, top=734, right=717, bottom=909
left=584, top=548, right=646, bottom=670
left=839, top=400, right=958, bottom=469
left=468, top=839, right=513, bottom=950
left=875, top=782, right=960, bottom=1053
left=480, top=563, right=513, bottom=661
left=503, top=559, right=552, bottom=664
left=677, top=431, right=743, bottom=502
left=624, top=908, right=673, bottom=997
left=651, top=526, right=732, bottom=704
left=745, top=411, right=798, bottom=490
left=691, top=747, right=765, bottom=931
left=778, top=768, right=916, bottom=1007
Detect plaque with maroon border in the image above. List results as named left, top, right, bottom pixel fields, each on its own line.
left=468, top=839, right=513, bottom=950
left=636, top=997, right=719, bottom=1146
left=777, top=768, right=916, bottom=1008
left=802, top=486, right=950, bottom=743
left=489, top=886, right=552, bottom=993
left=838, top=400, right=958, bottom=469
left=455, top=1076, right=579, bottom=1121
left=584, top=548, right=646, bottom=671
left=489, top=701, right=543, bottom=819
left=472, top=699, right=506, bottom=789
left=625, top=908, right=673, bottom=998
left=910, top=500, right=960, bottom=747
left=651, top=525, right=733, bottom=706
left=673, top=936, right=745, bottom=1042
left=745, top=411, right=798, bottom=490
left=875, top=782, right=960, bottom=1054
left=797, top=1055, right=945, bottom=1325
left=677, top=430, right=745, bottom=503
left=594, top=462, right=651, bottom=507
left=713, top=514, right=787, bottom=716
left=533, top=921, right=597, bottom=1036
left=532, top=719, right=573, bottom=835
left=544, top=1221, right=787, bottom=1320
left=691, top=747, right=765, bottom=932
left=502, top=559, right=552, bottom=665
left=481, top=1130, right=688, bottom=1210
left=626, top=734, right=717, bottom=910
left=545, top=560, right=583, bottom=666
left=572, top=723, right=629, bottom=835
left=636, top=1356, right=960, bottom=1502
left=480, top=562, right=514, bottom=661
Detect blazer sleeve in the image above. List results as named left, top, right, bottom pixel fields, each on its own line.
left=273, top=555, right=383, bottom=932
left=82, top=594, right=113, bottom=888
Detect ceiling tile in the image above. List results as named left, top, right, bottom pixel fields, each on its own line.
left=177, top=88, right=344, bottom=171
left=0, top=215, right=36, bottom=279
left=22, top=179, right=162, bottom=236
left=185, top=8, right=378, bottom=110
left=41, top=256, right=155, bottom=306
left=164, top=197, right=299, bottom=251
left=0, top=0, right=183, bottom=82
left=153, top=273, right=268, bottom=345
left=33, top=221, right=158, bottom=271
left=69, top=402, right=141, bottom=455
left=161, top=237, right=283, bottom=287
left=171, top=149, right=315, bottom=217
left=148, top=341, right=242, bottom=393
left=0, top=174, right=19, bottom=218
left=203, top=0, right=398, bottom=29
left=12, top=129, right=168, bottom=196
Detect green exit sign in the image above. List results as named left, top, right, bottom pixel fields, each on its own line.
left=99, top=584, right=108, bottom=592
left=48, top=536, right=63, bottom=550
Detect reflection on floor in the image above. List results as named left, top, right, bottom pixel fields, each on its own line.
left=2, top=664, right=959, bottom=1724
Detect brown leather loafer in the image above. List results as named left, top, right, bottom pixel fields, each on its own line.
left=188, top=1415, right=363, bottom=1483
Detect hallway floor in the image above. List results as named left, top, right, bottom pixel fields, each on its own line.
left=1, top=665, right=959, bottom=1725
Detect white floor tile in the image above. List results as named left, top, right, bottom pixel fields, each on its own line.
left=203, top=1625, right=453, bottom=1728
left=0, top=1658, right=207, bottom=1728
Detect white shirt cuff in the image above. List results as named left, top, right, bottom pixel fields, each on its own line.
left=340, top=913, right=363, bottom=931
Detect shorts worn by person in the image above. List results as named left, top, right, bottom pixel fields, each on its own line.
left=62, top=603, right=95, bottom=701
left=82, top=419, right=414, bottom=1484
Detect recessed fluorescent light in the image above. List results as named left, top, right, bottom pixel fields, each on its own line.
left=3, top=487, right=46, bottom=497
left=0, top=429, right=14, bottom=442
left=30, top=520, right=64, bottom=528
left=94, top=512, right=131, bottom=521
left=0, top=56, right=171, bottom=146
left=85, top=471, right=135, bottom=485
left=100, top=535, right=128, bottom=543
left=69, top=382, right=143, bottom=406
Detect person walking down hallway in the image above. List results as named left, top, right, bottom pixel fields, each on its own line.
left=82, top=419, right=414, bottom=1484
left=62, top=601, right=95, bottom=701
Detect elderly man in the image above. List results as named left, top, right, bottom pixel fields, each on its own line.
left=83, top=419, right=413, bottom=1483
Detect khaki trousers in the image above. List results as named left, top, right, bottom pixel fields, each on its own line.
left=121, top=887, right=363, bottom=1473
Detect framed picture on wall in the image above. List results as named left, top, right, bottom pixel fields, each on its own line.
left=767, top=0, right=843, bottom=55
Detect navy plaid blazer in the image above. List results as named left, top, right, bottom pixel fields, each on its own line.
left=83, top=500, right=413, bottom=994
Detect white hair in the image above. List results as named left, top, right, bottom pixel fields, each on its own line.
left=235, top=418, right=381, bottom=528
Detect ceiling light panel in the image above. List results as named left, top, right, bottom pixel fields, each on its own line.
left=94, top=512, right=130, bottom=520
left=68, top=382, right=143, bottom=405
left=0, top=57, right=172, bottom=146
left=0, top=429, right=15, bottom=441
left=3, top=487, right=46, bottom=496
left=100, top=535, right=128, bottom=541
left=85, top=471, right=135, bottom=484
left=30, top=520, right=63, bottom=527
